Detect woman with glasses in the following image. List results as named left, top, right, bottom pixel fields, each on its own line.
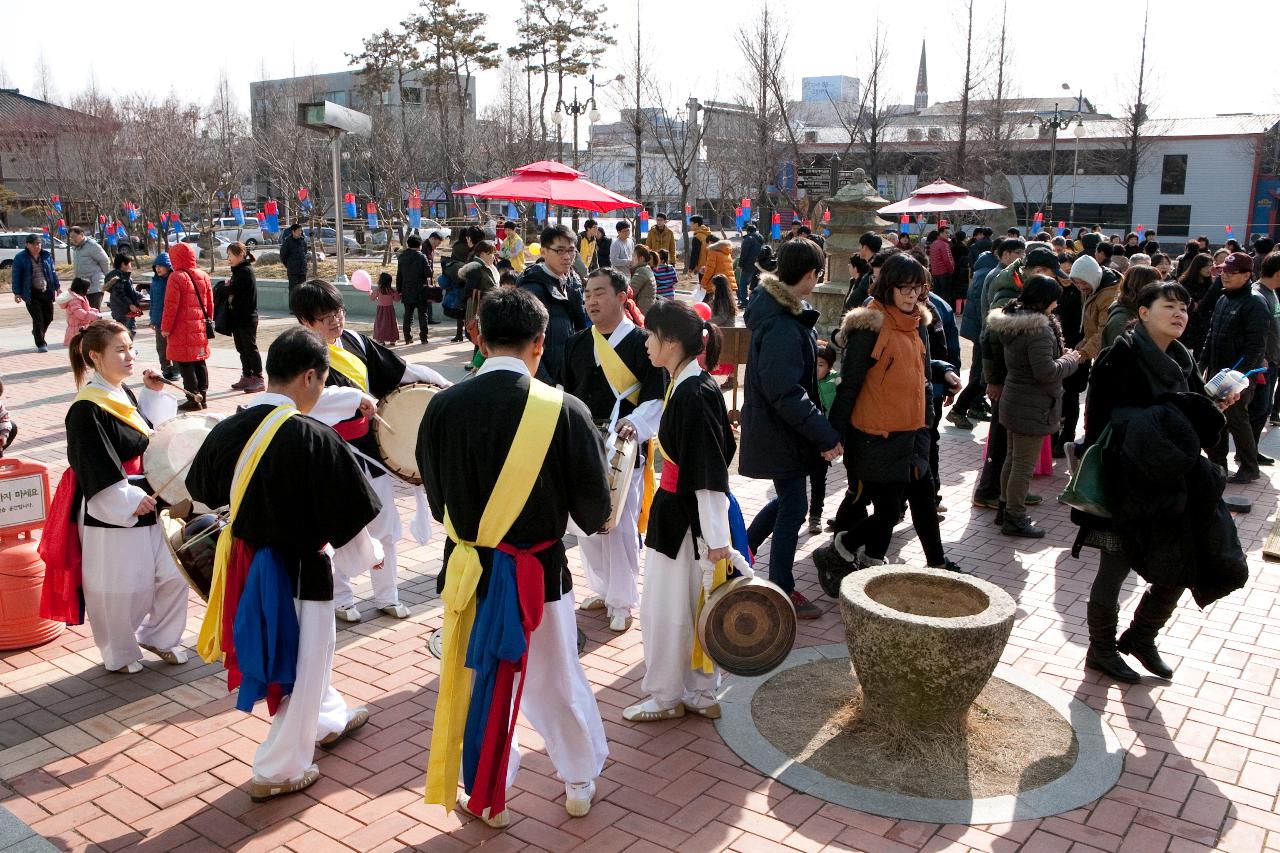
left=814, top=254, right=963, bottom=593
left=517, top=223, right=587, bottom=384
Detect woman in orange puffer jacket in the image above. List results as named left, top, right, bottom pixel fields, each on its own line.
left=699, top=235, right=737, bottom=294
left=160, top=242, right=213, bottom=410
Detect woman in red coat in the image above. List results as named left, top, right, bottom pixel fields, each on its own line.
left=160, top=242, right=212, bottom=411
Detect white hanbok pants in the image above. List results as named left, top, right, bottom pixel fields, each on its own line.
left=499, top=595, right=608, bottom=789
left=578, top=472, right=643, bottom=616
left=639, top=533, right=721, bottom=708
left=80, top=523, right=188, bottom=672
left=253, top=598, right=356, bottom=783
left=333, top=470, right=401, bottom=609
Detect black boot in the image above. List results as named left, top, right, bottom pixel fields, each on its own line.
left=1085, top=600, right=1141, bottom=683
left=815, top=538, right=856, bottom=599
left=1116, top=590, right=1180, bottom=679
left=993, top=500, right=1006, bottom=526
left=1001, top=513, right=1045, bottom=538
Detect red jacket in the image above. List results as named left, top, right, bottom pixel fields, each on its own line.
left=161, top=242, right=213, bottom=362
left=928, top=236, right=956, bottom=276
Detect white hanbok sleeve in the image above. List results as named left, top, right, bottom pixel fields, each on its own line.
left=403, top=361, right=450, bottom=387
left=307, top=387, right=372, bottom=427
left=695, top=489, right=730, bottom=550
left=624, top=399, right=663, bottom=443
left=137, top=387, right=178, bottom=427
left=86, top=479, right=148, bottom=528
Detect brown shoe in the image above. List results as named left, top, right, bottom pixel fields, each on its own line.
left=319, top=706, right=369, bottom=747
left=247, top=764, right=319, bottom=802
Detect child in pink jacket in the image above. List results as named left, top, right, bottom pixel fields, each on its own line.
left=57, top=277, right=101, bottom=346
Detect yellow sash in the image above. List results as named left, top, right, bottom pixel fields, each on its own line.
left=692, top=558, right=730, bottom=673
left=424, top=378, right=564, bottom=808
left=197, top=405, right=297, bottom=663
left=74, top=385, right=150, bottom=435
left=328, top=343, right=369, bottom=392
left=591, top=327, right=657, bottom=533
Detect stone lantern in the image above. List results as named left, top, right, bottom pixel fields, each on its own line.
left=810, top=169, right=891, bottom=336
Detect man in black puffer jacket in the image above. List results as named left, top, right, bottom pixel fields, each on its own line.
left=518, top=224, right=586, bottom=384
left=279, top=223, right=309, bottom=291
left=1199, top=252, right=1269, bottom=483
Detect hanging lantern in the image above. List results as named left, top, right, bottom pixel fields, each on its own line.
left=366, top=201, right=379, bottom=230
left=344, top=192, right=357, bottom=219
left=51, top=195, right=62, bottom=213
left=770, top=211, right=781, bottom=240
left=231, top=196, right=245, bottom=226
left=297, top=188, right=309, bottom=202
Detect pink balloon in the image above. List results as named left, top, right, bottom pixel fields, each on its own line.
left=692, top=301, right=712, bottom=321
left=351, top=269, right=372, bottom=292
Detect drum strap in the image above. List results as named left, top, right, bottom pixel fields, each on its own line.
left=425, top=379, right=563, bottom=809
left=74, top=385, right=150, bottom=435
left=328, top=343, right=369, bottom=391
left=197, top=405, right=297, bottom=664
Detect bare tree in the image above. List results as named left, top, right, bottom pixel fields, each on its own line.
left=33, top=50, right=56, bottom=103
left=646, top=89, right=709, bottom=261
left=857, top=19, right=895, bottom=186
left=954, top=0, right=977, bottom=182
left=1117, top=1, right=1156, bottom=228
left=735, top=5, right=790, bottom=226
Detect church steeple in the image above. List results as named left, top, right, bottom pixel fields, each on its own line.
left=914, top=39, right=928, bottom=111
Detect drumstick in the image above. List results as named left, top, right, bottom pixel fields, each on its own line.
left=151, top=374, right=200, bottom=401
left=147, top=464, right=193, bottom=501
left=372, top=413, right=395, bottom=433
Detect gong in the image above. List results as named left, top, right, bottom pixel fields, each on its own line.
left=696, top=576, right=796, bottom=677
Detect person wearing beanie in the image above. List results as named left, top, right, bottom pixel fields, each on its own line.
left=150, top=252, right=176, bottom=380
left=1054, top=255, right=1102, bottom=457
left=1078, top=253, right=1120, bottom=363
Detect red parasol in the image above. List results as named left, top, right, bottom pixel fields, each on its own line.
left=455, top=160, right=641, bottom=214
left=877, top=179, right=1005, bottom=215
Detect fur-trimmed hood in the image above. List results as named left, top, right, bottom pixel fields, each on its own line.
left=756, top=274, right=804, bottom=315
left=840, top=299, right=933, bottom=335
left=985, top=308, right=1051, bottom=338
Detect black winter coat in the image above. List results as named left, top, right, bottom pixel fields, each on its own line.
left=829, top=301, right=950, bottom=484
left=1079, top=326, right=1246, bottom=606
left=279, top=233, right=309, bottom=278
left=519, top=262, right=586, bottom=385
left=1199, top=283, right=1269, bottom=375
left=225, top=259, right=257, bottom=327
left=739, top=276, right=841, bottom=480
left=395, top=248, right=429, bottom=304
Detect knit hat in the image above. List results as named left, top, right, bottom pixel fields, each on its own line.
left=1069, top=254, right=1103, bottom=287
left=153, top=251, right=172, bottom=272
left=1223, top=252, right=1253, bottom=274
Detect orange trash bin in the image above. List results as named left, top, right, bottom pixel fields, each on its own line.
left=0, top=457, right=62, bottom=650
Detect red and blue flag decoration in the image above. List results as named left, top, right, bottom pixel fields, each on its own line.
left=57, top=218, right=67, bottom=236
left=1058, top=220, right=1067, bottom=236
left=408, top=188, right=422, bottom=230
left=770, top=211, right=781, bottom=240
left=366, top=201, right=379, bottom=230
left=684, top=203, right=692, bottom=226
left=504, top=201, right=518, bottom=220
left=1135, top=223, right=1145, bottom=241
left=343, top=192, right=357, bottom=219
left=172, top=215, right=185, bottom=235
left=734, top=206, right=743, bottom=230
left=899, top=214, right=910, bottom=233
left=51, top=195, right=62, bottom=213
left=468, top=204, right=478, bottom=218
left=125, top=201, right=137, bottom=222
left=1225, top=225, right=1235, bottom=241
left=263, top=200, right=279, bottom=233
left=639, top=209, right=650, bottom=236
left=533, top=202, right=546, bottom=222
left=105, top=222, right=118, bottom=246
left=147, top=221, right=157, bottom=240
left=1032, top=211, right=1045, bottom=232
left=231, top=195, right=245, bottom=226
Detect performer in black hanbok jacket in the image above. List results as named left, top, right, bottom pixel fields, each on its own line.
left=61, top=319, right=187, bottom=674
left=625, top=300, right=737, bottom=723
left=418, top=289, right=610, bottom=828
left=187, top=328, right=381, bottom=803
left=560, top=268, right=665, bottom=631
left=290, top=279, right=449, bottom=622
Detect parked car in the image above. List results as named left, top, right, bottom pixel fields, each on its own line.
left=302, top=226, right=361, bottom=256
left=210, top=217, right=265, bottom=246
left=174, top=232, right=233, bottom=260
left=368, top=218, right=446, bottom=248
left=0, top=232, right=69, bottom=269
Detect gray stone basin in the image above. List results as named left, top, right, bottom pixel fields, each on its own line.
left=839, top=566, right=1016, bottom=728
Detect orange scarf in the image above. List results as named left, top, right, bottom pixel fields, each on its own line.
left=850, top=303, right=926, bottom=437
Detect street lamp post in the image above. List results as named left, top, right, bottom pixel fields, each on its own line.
left=297, top=100, right=371, bottom=285
left=551, top=74, right=623, bottom=230
left=1028, top=84, right=1083, bottom=228
left=1069, top=122, right=1086, bottom=230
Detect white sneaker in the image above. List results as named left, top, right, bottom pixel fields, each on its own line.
left=565, top=781, right=595, bottom=818
left=140, top=644, right=188, bottom=665
left=578, top=595, right=607, bottom=611
left=379, top=603, right=410, bottom=619
left=608, top=613, right=632, bottom=632
left=109, top=661, right=143, bottom=675
left=335, top=605, right=362, bottom=623
left=458, top=796, right=511, bottom=829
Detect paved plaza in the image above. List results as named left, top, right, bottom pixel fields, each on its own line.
left=0, top=301, right=1278, bottom=852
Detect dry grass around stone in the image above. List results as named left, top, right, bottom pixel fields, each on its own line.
left=752, top=657, right=1078, bottom=800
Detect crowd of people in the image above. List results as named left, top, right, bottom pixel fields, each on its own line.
left=22, top=206, right=1263, bottom=831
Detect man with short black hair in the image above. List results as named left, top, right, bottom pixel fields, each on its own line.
left=561, top=268, right=664, bottom=632
left=419, top=287, right=611, bottom=825
left=610, top=220, right=635, bottom=274
left=687, top=214, right=710, bottom=274
left=738, top=222, right=765, bottom=306
left=397, top=234, right=430, bottom=343
left=644, top=211, right=676, bottom=265
left=187, top=326, right=382, bottom=803
left=11, top=233, right=59, bottom=351
left=741, top=238, right=843, bottom=619
left=280, top=223, right=309, bottom=291
left=520, top=223, right=587, bottom=382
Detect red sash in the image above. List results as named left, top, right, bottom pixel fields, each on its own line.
left=333, top=415, right=370, bottom=441
left=659, top=458, right=680, bottom=493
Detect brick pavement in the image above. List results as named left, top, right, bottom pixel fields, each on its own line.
left=1, top=301, right=1278, bottom=852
